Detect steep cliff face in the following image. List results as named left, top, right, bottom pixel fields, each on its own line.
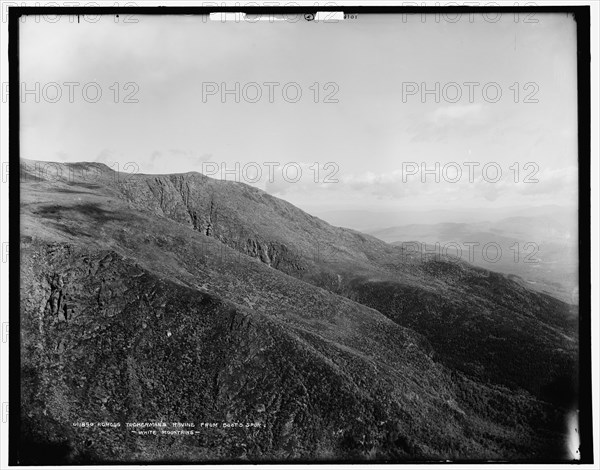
left=18, top=160, right=577, bottom=463
left=77, top=161, right=577, bottom=403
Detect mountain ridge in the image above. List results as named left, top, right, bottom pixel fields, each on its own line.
left=18, top=159, right=579, bottom=463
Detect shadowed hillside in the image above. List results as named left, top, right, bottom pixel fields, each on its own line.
left=18, top=160, right=579, bottom=463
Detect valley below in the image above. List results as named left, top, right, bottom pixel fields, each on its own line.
left=18, top=160, right=580, bottom=464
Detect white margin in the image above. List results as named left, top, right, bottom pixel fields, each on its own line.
left=0, top=1, right=597, bottom=470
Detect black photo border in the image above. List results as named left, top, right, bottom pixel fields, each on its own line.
left=7, top=3, right=593, bottom=466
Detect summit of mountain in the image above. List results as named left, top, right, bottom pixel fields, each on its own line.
left=18, top=159, right=578, bottom=463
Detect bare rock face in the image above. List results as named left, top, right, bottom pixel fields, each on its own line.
left=17, top=160, right=577, bottom=464
left=105, top=163, right=578, bottom=403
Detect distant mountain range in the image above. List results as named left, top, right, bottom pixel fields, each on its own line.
left=369, top=217, right=578, bottom=304
left=313, top=205, right=577, bottom=233
left=18, top=159, right=579, bottom=464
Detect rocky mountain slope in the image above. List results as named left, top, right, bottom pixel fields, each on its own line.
left=18, top=160, right=579, bottom=463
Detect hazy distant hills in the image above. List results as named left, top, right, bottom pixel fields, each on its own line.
left=19, top=160, right=579, bottom=463
left=370, top=217, right=578, bottom=304
left=314, top=206, right=577, bottom=233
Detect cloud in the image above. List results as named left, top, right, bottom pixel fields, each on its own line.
left=341, top=170, right=424, bottom=200
left=407, top=104, right=490, bottom=143
left=516, top=165, right=577, bottom=197
left=431, top=103, right=483, bottom=123
left=146, top=149, right=213, bottom=173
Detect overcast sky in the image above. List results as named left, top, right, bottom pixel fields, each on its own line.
left=19, top=12, right=578, bottom=217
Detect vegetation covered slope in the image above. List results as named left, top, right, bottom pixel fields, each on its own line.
left=18, top=160, right=577, bottom=463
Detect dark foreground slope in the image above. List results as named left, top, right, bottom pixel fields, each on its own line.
left=21, top=160, right=577, bottom=402
left=18, top=160, right=578, bottom=463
